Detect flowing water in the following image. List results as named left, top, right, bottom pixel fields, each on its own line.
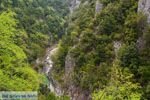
left=43, top=45, right=62, bottom=96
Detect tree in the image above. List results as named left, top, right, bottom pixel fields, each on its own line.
left=92, top=60, right=142, bottom=100
left=0, top=11, right=39, bottom=91
left=118, top=43, right=139, bottom=73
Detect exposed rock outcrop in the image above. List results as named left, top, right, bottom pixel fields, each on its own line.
left=65, top=52, right=75, bottom=78
left=113, top=41, right=122, bottom=57
left=138, top=0, right=150, bottom=23
left=64, top=49, right=91, bottom=100
left=69, top=0, right=81, bottom=13
left=137, top=0, right=148, bottom=50
left=95, top=0, right=103, bottom=14
left=136, top=37, right=146, bottom=51
left=68, top=86, right=91, bottom=100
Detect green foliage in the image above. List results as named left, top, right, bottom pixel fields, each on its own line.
left=0, top=11, right=26, bottom=67
left=71, top=33, right=113, bottom=68
left=0, top=0, right=66, bottom=38
left=100, top=0, right=119, bottom=5
left=38, top=89, right=70, bottom=100
left=118, top=43, right=139, bottom=72
left=0, top=11, right=17, bottom=40
left=51, top=42, right=69, bottom=83
left=144, top=26, right=150, bottom=46
left=138, top=66, right=150, bottom=99
left=92, top=60, right=142, bottom=100
left=46, top=0, right=150, bottom=99
left=0, top=0, right=70, bottom=98
left=95, top=3, right=119, bottom=34
left=138, top=66, right=150, bottom=84
left=78, top=63, right=111, bottom=91
left=48, top=0, right=69, bottom=17
left=54, top=31, right=114, bottom=91
left=0, top=0, right=69, bottom=62
left=0, top=67, right=39, bottom=91
left=0, top=11, right=39, bottom=91
left=95, top=0, right=137, bottom=35
left=46, top=92, right=70, bottom=100
left=27, top=32, right=49, bottom=61
left=123, top=13, right=147, bottom=43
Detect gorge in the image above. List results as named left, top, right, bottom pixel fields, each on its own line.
left=40, top=0, right=150, bottom=99
left=0, top=0, right=150, bottom=100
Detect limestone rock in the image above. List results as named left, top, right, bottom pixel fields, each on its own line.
left=136, top=37, right=146, bottom=51
left=95, top=0, right=103, bottom=14
left=114, top=41, right=122, bottom=57
left=138, top=0, right=150, bottom=23
left=65, top=52, right=75, bottom=77
left=69, top=0, right=81, bottom=13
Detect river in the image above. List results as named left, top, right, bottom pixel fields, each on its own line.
left=42, top=45, right=62, bottom=96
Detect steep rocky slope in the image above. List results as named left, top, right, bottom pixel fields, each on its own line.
left=51, top=0, right=150, bottom=100
left=138, top=0, right=150, bottom=23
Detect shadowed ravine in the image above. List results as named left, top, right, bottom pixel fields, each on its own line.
left=43, top=45, right=62, bottom=96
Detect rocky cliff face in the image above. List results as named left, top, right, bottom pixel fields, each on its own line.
left=137, top=0, right=148, bottom=50
left=113, top=41, right=122, bottom=57
left=138, top=0, right=150, bottom=23
left=64, top=1, right=104, bottom=100
left=64, top=51, right=91, bottom=100
left=64, top=54, right=92, bottom=100
left=69, top=0, right=81, bottom=13
left=95, top=0, right=103, bottom=14
left=65, top=52, right=75, bottom=77
left=136, top=37, right=146, bottom=51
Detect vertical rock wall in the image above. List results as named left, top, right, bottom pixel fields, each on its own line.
left=95, top=0, right=103, bottom=14
left=138, top=0, right=150, bottom=23
left=113, top=41, right=122, bottom=57
left=137, top=0, right=148, bottom=50
left=69, top=0, right=81, bottom=13
left=65, top=52, right=75, bottom=77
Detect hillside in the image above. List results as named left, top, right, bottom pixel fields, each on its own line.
left=0, top=0, right=150, bottom=100
left=52, top=0, right=150, bottom=99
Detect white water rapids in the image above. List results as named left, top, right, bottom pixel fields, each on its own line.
left=43, top=46, right=62, bottom=96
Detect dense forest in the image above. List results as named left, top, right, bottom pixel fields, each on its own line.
left=0, top=0, right=69, bottom=99
left=0, top=0, right=150, bottom=100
